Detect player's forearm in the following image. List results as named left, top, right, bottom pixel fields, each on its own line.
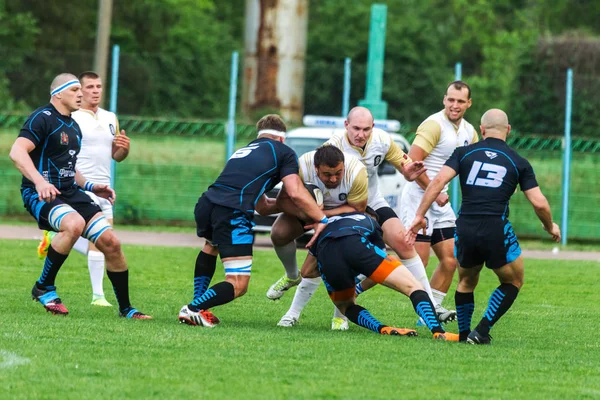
left=289, top=190, right=325, bottom=222
left=324, top=203, right=363, bottom=217
left=112, top=148, right=129, bottom=162
left=533, top=201, right=554, bottom=232
left=74, top=170, right=87, bottom=188
left=255, top=195, right=279, bottom=216
left=415, top=177, right=445, bottom=217
left=9, top=146, right=45, bottom=185
left=415, top=171, right=431, bottom=190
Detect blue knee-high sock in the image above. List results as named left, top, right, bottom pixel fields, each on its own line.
left=476, top=283, right=519, bottom=336
left=410, top=290, right=444, bottom=334
left=37, top=245, right=68, bottom=288
left=455, top=291, right=475, bottom=341
left=344, top=304, right=385, bottom=333
left=194, top=251, right=217, bottom=299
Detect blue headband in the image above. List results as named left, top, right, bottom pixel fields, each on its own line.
left=50, top=79, right=81, bottom=96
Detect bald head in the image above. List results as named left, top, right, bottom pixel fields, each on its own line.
left=347, top=106, right=373, bottom=123
left=480, top=108, right=510, bottom=140
left=50, top=73, right=79, bottom=94
left=345, top=106, right=375, bottom=148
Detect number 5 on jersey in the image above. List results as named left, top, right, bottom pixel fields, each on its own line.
left=466, top=161, right=507, bottom=188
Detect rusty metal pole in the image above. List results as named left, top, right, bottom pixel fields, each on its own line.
left=94, top=0, right=113, bottom=108
left=243, top=0, right=308, bottom=123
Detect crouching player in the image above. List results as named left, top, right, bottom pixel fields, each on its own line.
left=304, top=212, right=459, bottom=340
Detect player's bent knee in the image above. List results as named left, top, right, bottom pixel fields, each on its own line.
left=82, top=215, right=112, bottom=244
left=95, top=231, right=121, bottom=254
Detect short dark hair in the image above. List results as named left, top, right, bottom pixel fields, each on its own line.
left=447, top=80, right=471, bottom=98
left=256, top=114, right=287, bottom=133
left=314, top=145, right=344, bottom=168
left=78, top=71, right=101, bottom=82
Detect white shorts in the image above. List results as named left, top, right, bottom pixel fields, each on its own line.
left=367, top=190, right=389, bottom=211
left=400, top=187, right=456, bottom=237
left=85, top=191, right=114, bottom=220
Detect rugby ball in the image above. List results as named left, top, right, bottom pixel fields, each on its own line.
left=304, top=183, right=323, bottom=207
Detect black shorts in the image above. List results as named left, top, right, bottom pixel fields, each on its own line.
left=21, top=186, right=101, bottom=231
left=375, top=206, right=397, bottom=226
left=194, top=194, right=254, bottom=258
left=455, top=216, right=522, bottom=270
left=317, top=235, right=399, bottom=301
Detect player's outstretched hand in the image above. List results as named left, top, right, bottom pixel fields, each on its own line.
left=544, top=222, right=561, bottom=243
left=403, top=160, right=427, bottom=182
left=113, top=130, right=130, bottom=152
left=405, top=215, right=427, bottom=246
left=435, top=193, right=449, bottom=207
left=304, top=221, right=327, bottom=249
left=93, top=184, right=116, bottom=205
left=36, top=181, right=61, bottom=203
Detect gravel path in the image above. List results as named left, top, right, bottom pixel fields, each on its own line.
left=1, top=224, right=598, bottom=262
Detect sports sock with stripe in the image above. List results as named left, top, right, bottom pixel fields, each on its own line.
left=410, top=289, right=444, bottom=334
left=344, top=304, right=385, bottom=333
left=455, top=290, right=475, bottom=341
left=37, top=245, right=68, bottom=288
left=475, top=283, right=519, bottom=336
left=194, top=251, right=217, bottom=299
left=189, top=281, right=235, bottom=312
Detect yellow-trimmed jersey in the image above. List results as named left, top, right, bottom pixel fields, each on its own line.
left=298, top=151, right=368, bottom=209
left=72, top=107, right=119, bottom=185
left=408, top=110, right=478, bottom=195
left=325, top=128, right=411, bottom=200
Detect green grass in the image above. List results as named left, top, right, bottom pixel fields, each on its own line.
left=1, top=239, right=600, bottom=399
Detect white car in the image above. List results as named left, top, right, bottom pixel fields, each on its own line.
left=253, top=127, right=411, bottom=234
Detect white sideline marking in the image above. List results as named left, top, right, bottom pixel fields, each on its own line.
left=0, top=350, right=30, bottom=369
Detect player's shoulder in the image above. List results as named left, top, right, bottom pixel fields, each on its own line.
left=343, top=153, right=366, bottom=173
left=299, top=150, right=316, bottom=164
left=26, top=104, right=56, bottom=123
left=371, top=127, right=391, bottom=143
left=326, top=131, right=345, bottom=147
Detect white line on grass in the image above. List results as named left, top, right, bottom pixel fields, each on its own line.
left=0, top=350, right=30, bottom=369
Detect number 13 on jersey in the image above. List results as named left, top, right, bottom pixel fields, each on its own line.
left=466, top=161, right=507, bottom=188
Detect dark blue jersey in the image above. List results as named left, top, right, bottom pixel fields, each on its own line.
left=18, top=104, right=82, bottom=190
left=445, top=137, right=538, bottom=217
left=310, top=212, right=385, bottom=257
left=204, top=137, right=299, bottom=213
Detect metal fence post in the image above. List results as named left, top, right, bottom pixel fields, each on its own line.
left=342, top=57, right=351, bottom=117
left=109, top=44, right=120, bottom=190
left=451, top=62, right=462, bottom=215
left=226, top=51, right=239, bottom=160
left=561, top=68, right=573, bottom=245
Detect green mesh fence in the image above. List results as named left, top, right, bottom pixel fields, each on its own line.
left=1, top=116, right=599, bottom=241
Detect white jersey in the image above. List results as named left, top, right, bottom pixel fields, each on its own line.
left=326, top=128, right=409, bottom=210
left=72, top=108, right=119, bottom=185
left=298, top=151, right=368, bottom=209
left=407, top=110, right=478, bottom=196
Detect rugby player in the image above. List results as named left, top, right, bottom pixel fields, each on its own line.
left=407, top=109, right=561, bottom=344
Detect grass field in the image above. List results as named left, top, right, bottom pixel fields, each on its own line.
left=1, top=239, right=599, bottom=399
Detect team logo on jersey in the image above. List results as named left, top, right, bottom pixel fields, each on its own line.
left=424, top=216, right=429, bottom=229
left=485, top=151, right=498, bottom=160
left=60, top=132, right=69, bottom=145
left=68, top=150, right=76, bottom=158
left=338, top=193, right=347, bottom=201
left=374, top=155, right=382, bottom=166
left=464, top=140, right=469, bottom=146
left=109, top=124, right=116, bottom=136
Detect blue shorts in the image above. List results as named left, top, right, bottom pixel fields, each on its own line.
left=194, top=194, right=254, bottom=258
left=455, top=216, right=522, bottom=269
left=21, top=186, right=101, bottom=231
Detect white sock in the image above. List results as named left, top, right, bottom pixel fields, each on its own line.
left=286, top=277, right=321, bottom=318
left=332, top=305, right=346, bottom=320
left=431, top=289, right=447, bottom=307
left=73, top=237, right=90, bottom=255
left=402, top=255, right=437, bottom=306
left=274, top=242, right=299, bottom=279
left=88, top=251, right=106, bottom=297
